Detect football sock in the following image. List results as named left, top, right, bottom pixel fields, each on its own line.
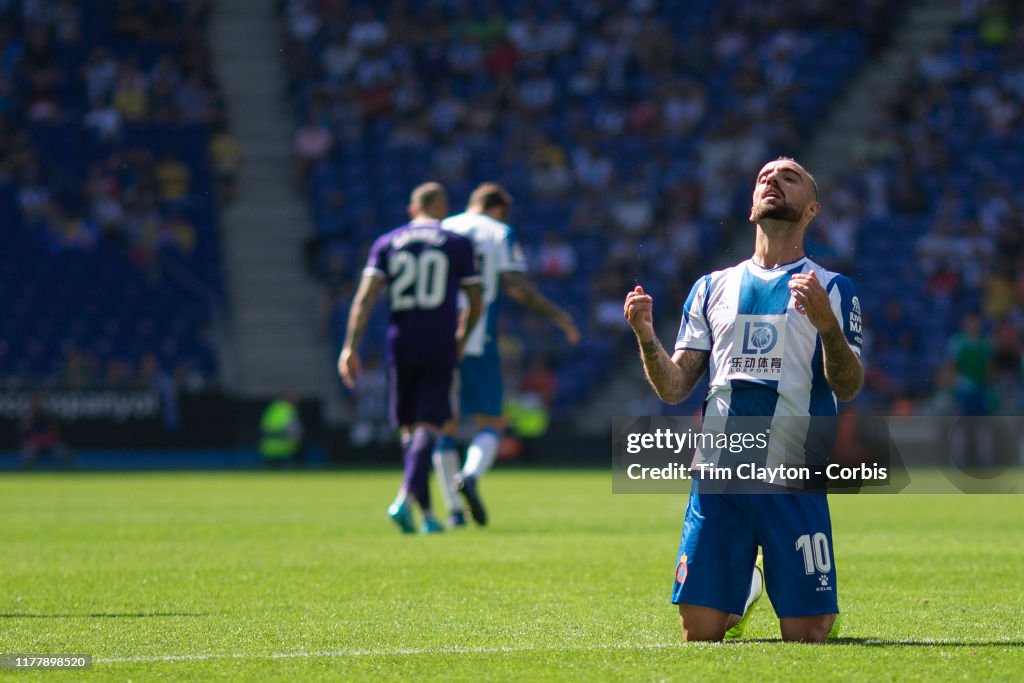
left=432, top=435, right=463, bottom=513
left=393, top=432, right=413, bottom=508
left=406, top=427, right=436, bottom=514
left=742, top=563, right=763, bottom=615
left=724, top=556, right=764, bottom=640
left=462, top=428, right=500, bottom=479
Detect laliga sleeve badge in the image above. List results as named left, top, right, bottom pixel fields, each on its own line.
left=675, top=554, right=688, bottom=584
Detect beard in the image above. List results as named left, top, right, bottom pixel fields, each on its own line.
left=750, top=198, right=802, bottom=223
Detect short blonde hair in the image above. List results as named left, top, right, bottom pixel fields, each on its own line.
left=410, top=182, right=447, bottom=214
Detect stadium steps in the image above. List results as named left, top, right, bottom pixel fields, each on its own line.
left=804, top=0, right=962, bottom=183
left=210, top=0, right=336, bottom=403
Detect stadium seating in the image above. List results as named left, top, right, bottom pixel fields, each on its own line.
left=285, top=0, right=904, bottom=415
left=845, top=9, right=1024, bottom=412
left=0, top=0, right=223, bottom=385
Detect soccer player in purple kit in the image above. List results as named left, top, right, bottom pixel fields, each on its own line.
left=339, top=182, right=482, bottom=534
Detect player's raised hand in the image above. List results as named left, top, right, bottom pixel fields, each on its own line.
left=338, top=347, right=360, bottom=388
left=624, top=285, right=656, bottom=341
left=788, top=271, right=838, bottom=334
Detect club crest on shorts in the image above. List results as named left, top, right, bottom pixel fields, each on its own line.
left=675, top=554, right=688, bottom=584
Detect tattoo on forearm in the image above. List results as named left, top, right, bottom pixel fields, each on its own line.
left=820, top=328, right=863, bottom=401
left=504, top=273, right=564, bottom=321
left=641, top=340, right=660, bottom=359
left=638, top=339, right=708, bottom=404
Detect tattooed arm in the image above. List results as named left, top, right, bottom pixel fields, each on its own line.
left=639, top=338, right=710, bottom=405
left=500, top=271, right=580, bottom=344
left=625, top=285, right=709, bottom=404
left=789, top=271, right=863, bottom=401
left=818, top=325, right=863, bottom=401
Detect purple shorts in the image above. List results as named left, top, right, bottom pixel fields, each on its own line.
left=389, top=361, right=455, bottom=428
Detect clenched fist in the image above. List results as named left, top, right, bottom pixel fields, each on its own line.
left=624, top=285, right=656, bottom=343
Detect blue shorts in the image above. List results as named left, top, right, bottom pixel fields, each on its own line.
left=671, top=481, right=838, bottom=618
left=458, top=351, right=503, bottom=417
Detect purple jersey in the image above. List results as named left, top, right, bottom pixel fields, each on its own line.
left=364, top=220, right=480, bottom=366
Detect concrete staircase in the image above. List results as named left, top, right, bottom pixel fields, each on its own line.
left=210, top=0, right=333, bottom=399
left=803, top=0, right=963, bottom=182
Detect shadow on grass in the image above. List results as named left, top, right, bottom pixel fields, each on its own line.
left=0, top=612, right=210, bottom=619
left=739, top=637, right=1024, bottom=647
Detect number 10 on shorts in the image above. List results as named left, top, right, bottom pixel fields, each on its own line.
left=795, top=533, right=832, bottom=574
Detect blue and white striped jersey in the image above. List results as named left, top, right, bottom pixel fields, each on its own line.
left=442, top=211, right=527, bottom=357
left=675, top=256, right=863, bottom=475
left=676, top=256, right=862, bottom=419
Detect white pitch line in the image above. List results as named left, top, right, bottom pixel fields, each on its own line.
left=95, top=637, right=1023, bottom=665
left=96, top=641, right=681, bottom=665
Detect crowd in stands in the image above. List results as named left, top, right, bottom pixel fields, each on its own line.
left=282, top=0, right=905, bottom=422
left=0, top=0, right=1014, bottom=434
left=825, top=0, right=1024, bottom=415
left=0, top=0, right=236, bottom=390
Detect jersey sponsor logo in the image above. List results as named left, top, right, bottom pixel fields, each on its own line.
left=675, top=554, right=688, bottom=584
left=729, top=314, right=786, bottom=380
left=848, top=295, right=862, bottom=340
left=741, top=321, right=779, bottom=354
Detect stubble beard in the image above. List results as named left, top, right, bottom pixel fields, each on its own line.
left=750, top=199, right=802, bottom=225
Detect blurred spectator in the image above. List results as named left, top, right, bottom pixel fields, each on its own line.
left=983, top=262, right=1016, bottom=321
left=530, top=135, right=571, bottom=198
left=522, top=356, right=558, bottom=407
left=59, top=346, right=99, bottom=388
left=113, top=57, right=149, bottom=121
left=155, top=151, right=192, bottom=204
left=990, top=320, right=1023, bottom=412
left=83, top=96, right=123, bottom=142
left=570, top=139, right=613, bottom=190
left=260, top=393, right=305, bottom=468
left=210, top=120, right=242, bottom=203
left=20, top=393, right=75, bottom=470
left=947, top=314, right=993, bottom=415
left=611, top=182, right=655, bottom=235
left=431, top=135, right=470, bottom=183
left=83, top=47, right=118, bottom=102
left=920, top=364, right=959, bottom=415
left=293, top=112, right=332, bottom=183
left=537, top=233, right=577, bottom=279
left=139, top=352, right=179, bottom=432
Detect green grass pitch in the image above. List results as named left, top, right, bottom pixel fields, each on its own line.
left=1, top=470, right=1022, bottom=681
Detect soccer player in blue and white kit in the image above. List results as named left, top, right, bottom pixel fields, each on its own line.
left=624, top=158, right=864, bottom=642
left=340, top=182, right=482, bottom=534
left=434, top=183, right=580, bottom=527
